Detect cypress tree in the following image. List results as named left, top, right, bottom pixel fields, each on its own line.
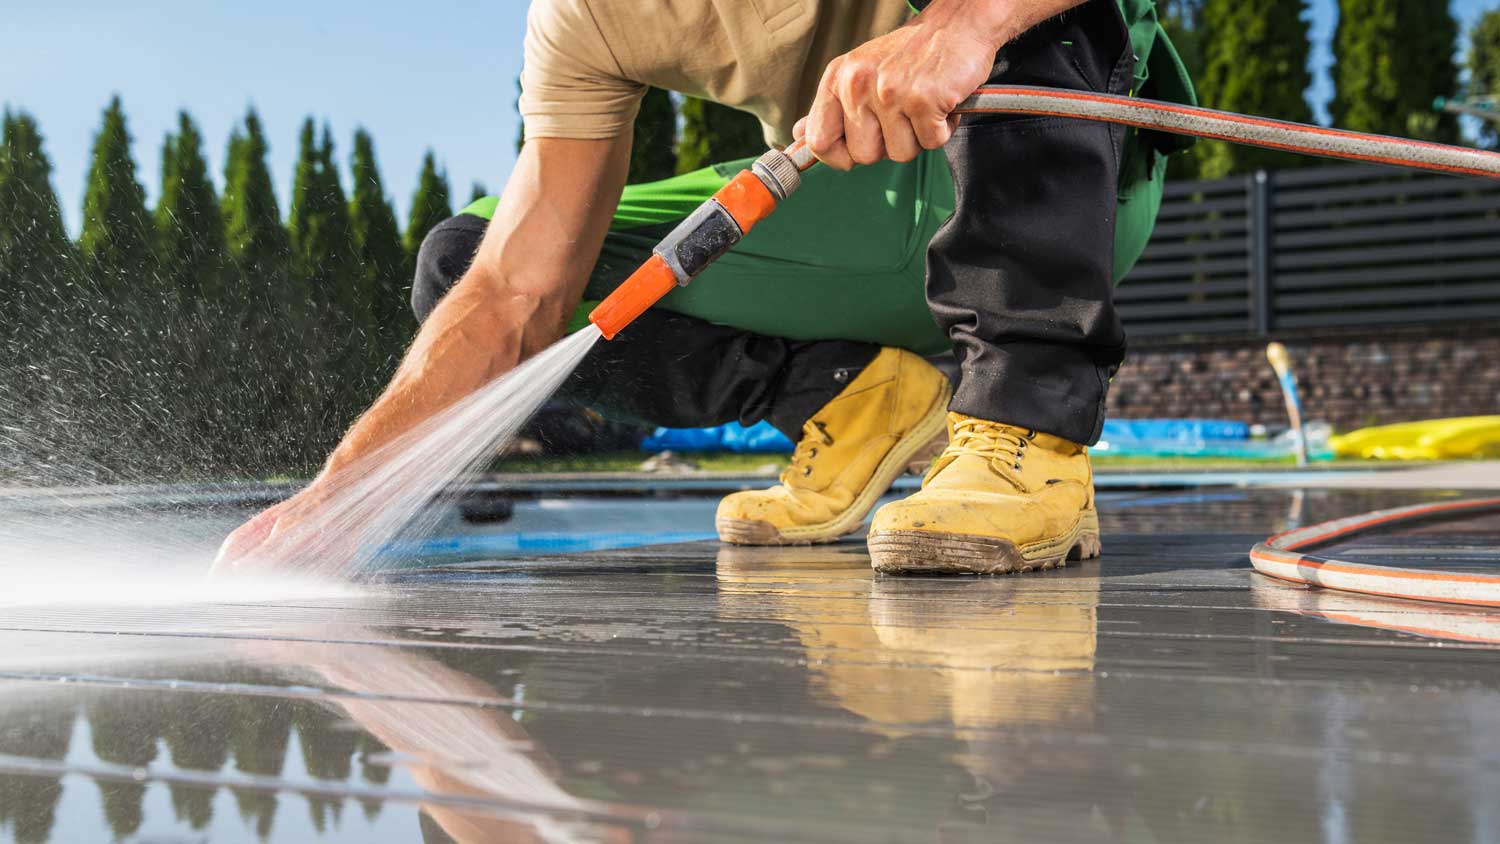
left=287, top=119, right=323, bottom=288
left=629, top=87, right=677, bottom=183
left=1195, top=0, right=1312, bottom=177
left=79, top=95, right=156, bottom=294
left=348, top=128, right=409, bottom=365
left=1469, top=10, right=1500, bottom=148
left=155, top=111, right=225, bottom=303
left=277, top=118, right=363, bottom=462
left=219, top=107, right=313, bottom=474
left=676, top=98, right=767, bottom=173
left=404, top=150, right=452, bottom=260
left=221, top=108, right=290, bottom=287
left=0, top=110, right=74, bottom=328
left=1332, top=0, right=1459, bottom=143
left=288, top=120, right=354, bottom=294
left=0, top=110, right=78, bottom=479
left=469, top=181, right=490, bottom=203
left=285, top=117, right=332, bottom=420
left=78, top=97, right=177, bottom=478
left=291, top=122, right=368, bottom=427
left=317, top=125, right=355, bottom=302
left=151, top=111, right=233, bottom=468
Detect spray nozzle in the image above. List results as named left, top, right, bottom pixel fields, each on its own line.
left=588, top=149, right=803, bottom=340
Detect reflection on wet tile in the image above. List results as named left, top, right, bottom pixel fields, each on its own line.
left=1252, top=573, right=1500, bottom=644
left=0, top=486, right=1498, bottom=842
left=0, top=680, right=651, bottom=843
left=716, top=546, right=1099, bottom=734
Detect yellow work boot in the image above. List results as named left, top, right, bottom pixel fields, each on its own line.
left=716, top=348, right=952, bottom=545
left=867, top=413, right=1102, bottom=574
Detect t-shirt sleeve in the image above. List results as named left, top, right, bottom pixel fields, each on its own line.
left=520, top=0, right=646, bottom=140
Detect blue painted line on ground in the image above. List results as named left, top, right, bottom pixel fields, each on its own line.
left=381, top=530, right=719, bottom=558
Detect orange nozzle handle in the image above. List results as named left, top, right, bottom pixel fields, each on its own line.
left=588, top=254, right=678, bottom=340
left=714, top=170, right=778, bottom=233
left=588, top=166, right=785, bottom=340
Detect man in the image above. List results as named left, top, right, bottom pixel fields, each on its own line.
left=218, top=0, right=1193, bottom=574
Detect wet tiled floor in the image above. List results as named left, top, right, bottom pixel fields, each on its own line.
left=1, top=486, right=1498, bottom=842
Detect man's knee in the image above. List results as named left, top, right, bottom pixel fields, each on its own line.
left=410, top=213, right=490, bottom=323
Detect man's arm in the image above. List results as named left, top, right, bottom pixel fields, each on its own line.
left=797, top=0, right=1088, bottom=169
left=324, top=135, right=630, bottom=474
left=215, top=135, right=632, bottom=570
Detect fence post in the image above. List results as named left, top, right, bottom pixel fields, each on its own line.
left=1249, top=169, right=1274, bottom=336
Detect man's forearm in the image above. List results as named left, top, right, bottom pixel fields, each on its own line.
left=319, top=273, right=523, bottom=477
left=317, top=136, right=632, bottom=480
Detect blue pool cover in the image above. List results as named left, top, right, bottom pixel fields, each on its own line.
left=640, top=418, right=1284, bottom=457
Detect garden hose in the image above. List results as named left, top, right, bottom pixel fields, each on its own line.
left=588, top=84, right=1500, bottom=340
left=1251, top=497, right=1500, bottom=607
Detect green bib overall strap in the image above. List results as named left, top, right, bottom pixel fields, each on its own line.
left=1109, top=0, right=1197, bottom=273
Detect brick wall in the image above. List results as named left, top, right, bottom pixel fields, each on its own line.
left=1108, top=324, right=1500, bottom=430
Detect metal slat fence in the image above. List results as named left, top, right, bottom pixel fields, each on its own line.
left=1119, top=164, right=1500, bottom=338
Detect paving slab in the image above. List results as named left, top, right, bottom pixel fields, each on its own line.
left=0, top=485, right=1497, bottom=843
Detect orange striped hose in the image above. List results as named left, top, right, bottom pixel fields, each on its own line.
left=1250, top=498, right=1500, bottom=607
left=778, top=86, right=1500, bottom=178
left=959, top=86, right=1500, bottom=178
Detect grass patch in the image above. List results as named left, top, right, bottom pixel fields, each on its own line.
left=491, top=451, right=1411, bottom=475
left=492, top=451, right=790, bottom=474
left=1092, top=454, right=1304, bottom=469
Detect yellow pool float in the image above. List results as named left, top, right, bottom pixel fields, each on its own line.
left=1330, top=416, right=1500, bottom=460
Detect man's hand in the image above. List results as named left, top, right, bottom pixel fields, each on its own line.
left=795, top=0, right=1086, bottom=169
left=214, top=498, right=289, bottom=573
left=212, top=485, right=330, bottom=574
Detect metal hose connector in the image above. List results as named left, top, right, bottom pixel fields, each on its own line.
left=752, top=149, right=803, bottom=201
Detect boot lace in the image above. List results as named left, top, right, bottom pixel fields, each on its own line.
left=945, top=418, right=1033, bottom=475
left=783, top=420, right=834, bottom=484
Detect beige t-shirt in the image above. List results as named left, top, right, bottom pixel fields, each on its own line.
left=520, top=0, right=912, bottom=148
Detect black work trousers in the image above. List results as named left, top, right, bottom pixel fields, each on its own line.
left=411, top=213, right=878, bottom=441
left=929, top=0, right=1132, bottom=444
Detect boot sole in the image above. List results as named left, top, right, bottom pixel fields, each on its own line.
left=716, top=379, right=954, bottom=546
left=867, top=509, right=1102, bottom=574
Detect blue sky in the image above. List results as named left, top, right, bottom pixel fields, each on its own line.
left=4, top=0, right=1496, bottom=236
left=5, top=1, right=530, bottom=235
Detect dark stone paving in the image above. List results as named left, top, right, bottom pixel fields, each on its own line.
left=0, top=486, right=1497, bottom=842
